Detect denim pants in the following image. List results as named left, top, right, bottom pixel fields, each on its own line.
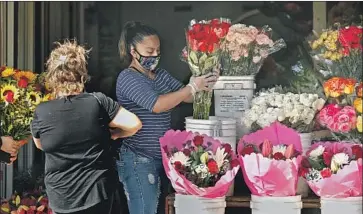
left=116, top=145, right=164, bottom=214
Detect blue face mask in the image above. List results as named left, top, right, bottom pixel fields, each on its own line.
left=135, top=50, right=160, bottom=71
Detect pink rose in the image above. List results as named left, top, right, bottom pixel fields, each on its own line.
left=330, top=106, right=357, bottom=133
left=317, top=104, right=341, bottom=127
left=338, top=123, right=352, bottom=133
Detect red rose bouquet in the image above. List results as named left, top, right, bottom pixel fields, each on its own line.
left=220, top=24, right=286, bottom=76
left=310, top=24, right=362, bottom=80
left=160, top=130, right=239, bottom=198
left=300, top=142, right=362, bottom=198
left=181, top=18, right=231, bottom=119
left=237, top=122, right=303, bottom=196
left=317, top=77, right=362, bottom=142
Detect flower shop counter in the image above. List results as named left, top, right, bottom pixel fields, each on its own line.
left=165, top=194, right=320, bottom=214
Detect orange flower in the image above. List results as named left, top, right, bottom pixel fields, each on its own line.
left=344, top=78, right=357, bottom=95
left=354, top=98, right=362, bottom=113
left=324, top=77, right=346, bottom=98
left=356, top=82, right=363, bottom=97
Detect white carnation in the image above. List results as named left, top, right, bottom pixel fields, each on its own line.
left=331, top=153, right=349, bottom=172
left=309, top=145, right=325, bottom=158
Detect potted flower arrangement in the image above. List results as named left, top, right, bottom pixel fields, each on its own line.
left=300, top=142, right=362, bottom=214
left=160, top=130, right=239, bottom=214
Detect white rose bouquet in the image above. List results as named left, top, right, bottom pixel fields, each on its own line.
left=244, top=88, right=326, bottom=133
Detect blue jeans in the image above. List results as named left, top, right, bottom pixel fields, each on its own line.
left=116, top=145, right=163, bottom=214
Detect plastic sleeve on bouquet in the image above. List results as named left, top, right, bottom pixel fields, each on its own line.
left=239, top=153, right=302, bottom=196
left=160, top=130, right=240, bottom=198
left=307, top=159, right=362, bottom=198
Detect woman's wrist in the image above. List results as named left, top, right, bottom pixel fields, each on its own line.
left=186, top=83, right=196, bottom=96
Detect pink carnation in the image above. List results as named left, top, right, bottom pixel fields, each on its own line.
left=317, top=104, right=341, bottom=127
left=256, top=34, right=273, bottom=46
left=235, top=33, right=255, bottom=45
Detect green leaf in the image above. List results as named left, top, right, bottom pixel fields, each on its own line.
left=189, top=51, right=199, bottom=65
left=199, top=53, right=208, bottom=64
left=203, top=56, right=217, bottom=71
left=308, top=158, right=324, bottom=171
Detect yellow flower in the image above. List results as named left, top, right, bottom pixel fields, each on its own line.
left=357, top=115, right=362, bottom=133
left=0, top=84, right=19, bottom=103
left=42, top=93, right=53, bottom=102
left=1, top=67, right=15, bottom=77
left=311, top=41, right=319, bottom=49
left=200, top=152, right=209, bottom=164
left=320, top=32, right=328, bottom=40
left=26, top=91, right=42, bottom=106
left=13, top=71, right=37, bottom=82
left=323, top=51, right=332, bottom=58
left=354, top=98, right=362, bottom=113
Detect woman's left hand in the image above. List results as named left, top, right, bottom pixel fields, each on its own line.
left=209, top=64, right=221, bottom=89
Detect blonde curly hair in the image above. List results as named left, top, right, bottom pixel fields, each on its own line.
left=45, top=40, right=91, bottom=96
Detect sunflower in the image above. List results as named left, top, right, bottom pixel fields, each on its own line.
left=0, top=84, right=19, bottom=103
left=26, top=91, right=42, bottom=106
left=42, top=93, right=53, bottom=102
left=1, top=67, right=15, bottom=77
left=13, top=71, right=37, bottom=82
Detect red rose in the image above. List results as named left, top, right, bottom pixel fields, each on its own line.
left=230, top=159, right=239, bottom=168
left=320, top=168, right=332, bottom=178
left=351, top=145, right=363, bottom=160
left=183, top=148, right=191, bottom=156
left=174, top=161, right=183, bottom=171
left=207, top=160, right=219, bottom=174
left=222, top=144, right=232, bottom=154
left=193, top=136, right=204, bottom=146
left=322, top=151, right=333, bottom=166
left=298, top=167, right=309, bottom=178
left=273, top=152, right=285, bottom=160
left=240, top=146, right=254, bottom=156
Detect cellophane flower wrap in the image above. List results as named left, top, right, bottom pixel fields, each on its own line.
left=310, top=24, right=362, bottom=80
left=160, top=130, right=240, bottom=198
left=237, top=122, right=303, bottom=196
left=244, top=87, right=326, bottom=133
left=181, top=18, right=231, bottom=120
left=0, top=66, right=51, bottom=141
left=219, top=24, right=286, bottom=76
left=317, top=77, right=362, bottom=142
left=300, top=142, right=362, bottom=198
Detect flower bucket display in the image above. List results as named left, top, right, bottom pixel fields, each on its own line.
left=237, top=122, right=303, bottom=214
left=0, top=191, right=52, bottom=214
left=181, top=18, right=231, bottom=120
left=160, top=130, right=239, bottom=214
left=300, top=142, right=362, bottom=214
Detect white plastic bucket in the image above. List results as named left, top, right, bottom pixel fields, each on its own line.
left=250, top=195, right=302, bottom=214
left=175, top=194, right=226, bottom=214
left=213, top=76, right=256, bottom=139
left=185, top=116, right=236, bottom=196
left=321, top=197, right=362, bottom=214
left=297, top=133, right=313, bottom=198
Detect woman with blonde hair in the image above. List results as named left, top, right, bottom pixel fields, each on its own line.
left=31, top=40, right=141, bottom=214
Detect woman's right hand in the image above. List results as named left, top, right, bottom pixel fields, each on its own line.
left=188, top=73, right=218, bottom=93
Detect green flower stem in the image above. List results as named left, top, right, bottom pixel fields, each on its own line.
left=193, top=90, right=213, bottom=120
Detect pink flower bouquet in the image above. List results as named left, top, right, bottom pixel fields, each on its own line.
left=237, top=122, right=303, bottom=196
left=220, top=24, right=286, bottom=76
left=160, top=130, right=240, bottom=198
left=300, top=142, right=362, bottom=198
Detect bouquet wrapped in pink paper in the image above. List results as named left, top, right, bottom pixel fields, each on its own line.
left=160, top=130, right=240, bottom=198
left=237, top=122, right=303, bottom=196
left=299, top=141, right=362, bottom=198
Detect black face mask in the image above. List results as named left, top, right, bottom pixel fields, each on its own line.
left=135, top=50, right=161, bottom=71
